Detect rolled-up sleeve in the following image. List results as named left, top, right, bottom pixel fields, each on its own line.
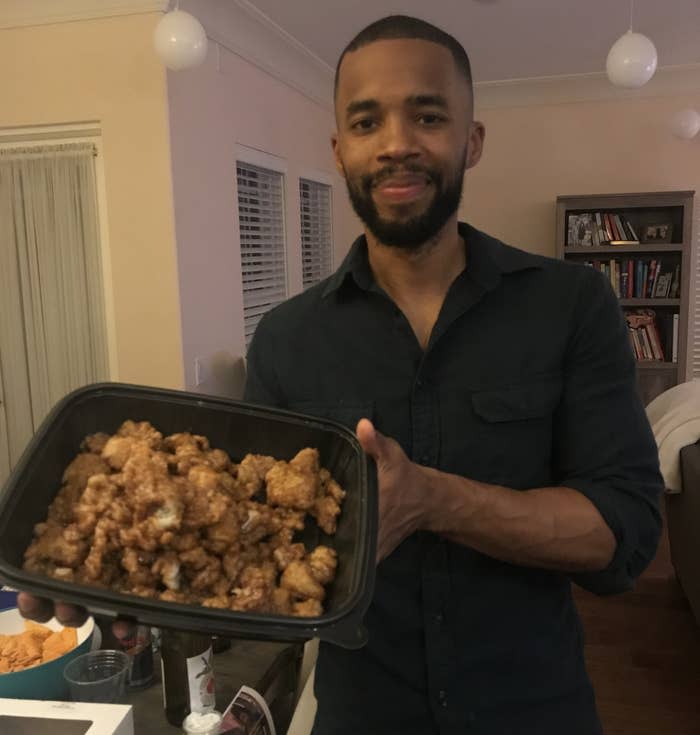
left=554, top=266, right=663, bottom=595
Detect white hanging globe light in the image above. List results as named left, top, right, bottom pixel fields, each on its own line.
left=606, top=30, right=658, bottom=88
left=670, top=109, right=700, bottom=140
left=154, top=9, right=208, bottom=71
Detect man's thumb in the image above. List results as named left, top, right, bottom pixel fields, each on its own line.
left=356, top=418, right=389, bottom=467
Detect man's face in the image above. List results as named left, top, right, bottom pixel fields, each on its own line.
left=332, top=38, right=483, bottom=250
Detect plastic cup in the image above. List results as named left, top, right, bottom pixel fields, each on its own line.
left=63, top=649, right=131, bottom=703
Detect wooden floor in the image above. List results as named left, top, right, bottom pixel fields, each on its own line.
left=574, top=517, right=700, bottom=734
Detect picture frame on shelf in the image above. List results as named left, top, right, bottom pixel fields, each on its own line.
left=642, top=223, right=673, bottom=244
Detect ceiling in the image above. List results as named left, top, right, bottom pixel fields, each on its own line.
left=242, top=0, right=700, bottom=83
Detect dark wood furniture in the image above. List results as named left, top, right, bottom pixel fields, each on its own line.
left=555, top=191, right=694, bottom=405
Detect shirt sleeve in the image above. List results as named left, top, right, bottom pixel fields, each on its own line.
left=243, top=312, right=286, bottom=408
left=554, top=266, right=663, bottom=596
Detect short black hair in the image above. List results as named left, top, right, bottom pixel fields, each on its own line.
left=334, top=15, right=473, bottom=101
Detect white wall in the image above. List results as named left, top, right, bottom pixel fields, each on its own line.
left=168, top=1, right=359, bottom=391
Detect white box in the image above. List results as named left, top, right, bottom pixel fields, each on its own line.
left=0, top=698, right=133, bottom=735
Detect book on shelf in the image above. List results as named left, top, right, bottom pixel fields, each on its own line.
left=566, top=210, right=640, bottom=247
left=625, top=309, right=669, bottom=362
left=583, top=257, right=679, bottom=300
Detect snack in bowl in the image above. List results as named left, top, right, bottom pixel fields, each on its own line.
left=0, top=607, right=95, bottom=699
left=0, top=619, right=77, bottom=673
left=23, top=420, right=346, bottom=616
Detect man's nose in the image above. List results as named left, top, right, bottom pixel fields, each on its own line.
left=377, top=116, right=420, bottom=162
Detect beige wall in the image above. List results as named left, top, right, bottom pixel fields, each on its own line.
left=1, top=14, right=184, bottom=389
left=463, top=93, right=700, bottom=258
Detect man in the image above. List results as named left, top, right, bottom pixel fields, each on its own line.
left=20, top=15, right=663, bottom=735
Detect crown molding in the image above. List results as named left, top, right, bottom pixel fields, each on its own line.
left=475, top=64, right=700, bottom=111
left=0, top=0, right=167, bottom=29
left=198, top=0, right=334, bottom=111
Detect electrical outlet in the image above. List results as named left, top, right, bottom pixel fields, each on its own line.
left=194, top=357, right=208, bottom=386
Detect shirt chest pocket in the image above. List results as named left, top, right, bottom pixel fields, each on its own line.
left=467, top=378, right=562, bottom=486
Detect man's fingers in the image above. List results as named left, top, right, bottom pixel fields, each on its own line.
left=54, top=601, right=89, bottom=628
left=17, top=592, right=54, bottom=623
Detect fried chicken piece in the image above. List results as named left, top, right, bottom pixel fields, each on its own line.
left=102, top=436, right=150, bottom=470
left=74, top=473, right=121, bottom=535
left=292, top=599, right=323, bottom=617
left=62, top=453, right=110, bottom=492
left=120, top=548, right=158, bottom=588
left=236, top=454, right=276, bottom=498
left=24, top=521, right=88, bottom=570
left=310, top=468, right=346, bottom=535
left=152, top=551, right=182, bottom=591
left=238, top=501, right=284, bottom=543
left=83, top=517, right=121, bottom=582
left=280, top=560, right=325, bottom=601
left=202, top=595, right=230, bottom=609
left=265, top=451, right=318, bottom=511
left=230, top=562, right=277, bottom=612
left=205, top=507, right=241, bottom=553
left=164, top=432, right=210, bottom=453
left=46, top=483, right=85, bottom=525
left=170, top=532, right=200, bottom=552
left=118, top=420, right=163, bottom=448
left=272, top=542, right=306, bottom=571
left=311, top=496, right=343, bottom=535
left=159, top=589, right=190, bottom=603
left=271, top=586, right=293, bottom=615
left=180, top=478, right=230, bottom=531
left=180, top=547, right=223, bottom=592
left=308, top=546, right=338, bottom=585
left=81, top=432, right=110, bottom=455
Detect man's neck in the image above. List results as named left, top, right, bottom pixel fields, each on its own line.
left=365, top=216, right=466, bottom=304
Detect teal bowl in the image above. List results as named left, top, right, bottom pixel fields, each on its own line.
left=0, top=607, right=95, bottom=700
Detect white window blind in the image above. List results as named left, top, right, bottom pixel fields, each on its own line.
left=299, top=178, right=333, bottom=289
left=237, top=162, right=287, bottom=348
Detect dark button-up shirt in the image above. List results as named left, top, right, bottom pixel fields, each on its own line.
left=244, top=223, right=663, bottom=735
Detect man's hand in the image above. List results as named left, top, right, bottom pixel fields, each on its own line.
left=17, top=592, right=88, bottom=627
left=356, top=419, right=428, bottom=563
left=17, top=593, right=134, bottom=640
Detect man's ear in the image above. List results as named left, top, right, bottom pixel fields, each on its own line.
left=331, top=133, right=345, bottom=177
left=465, top=121, right=486, bottom=171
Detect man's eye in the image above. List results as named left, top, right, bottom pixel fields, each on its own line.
left=352, top=118, right=377, bottom=132
left=418, top=114, right=445, bottom=125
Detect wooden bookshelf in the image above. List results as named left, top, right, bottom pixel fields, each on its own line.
left=556, top=191, right=694, bottom=405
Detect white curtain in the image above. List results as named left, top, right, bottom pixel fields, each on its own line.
left=0, top=142, right=108, bottom=469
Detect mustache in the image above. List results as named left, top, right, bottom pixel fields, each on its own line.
left=365, top=165, right=434, bottom=189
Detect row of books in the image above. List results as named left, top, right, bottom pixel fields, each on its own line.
left=625, top=309, right=679, bottom=363
left=567, top=211, right=639, bottom=246
left=583, top=258, right=681, bottom=299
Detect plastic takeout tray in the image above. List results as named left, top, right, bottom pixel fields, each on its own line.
left=0, top=383, right=377, bottom=649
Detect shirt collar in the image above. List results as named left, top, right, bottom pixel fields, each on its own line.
left=321, top=222, right=543, bottom=299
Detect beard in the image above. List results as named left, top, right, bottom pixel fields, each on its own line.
left=343, top=148, right=467, bottom=251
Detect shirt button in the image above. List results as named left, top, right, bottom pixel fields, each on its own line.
left=416, top=378, right=423, bottom=387
left=433, top=612, right=443, bottom=625
left=419, top=455, right=429, bottom=465
left=438, top=689, right=448, bottom=708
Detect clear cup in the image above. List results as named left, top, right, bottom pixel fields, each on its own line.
left=63, top=649, right=131, bottom=703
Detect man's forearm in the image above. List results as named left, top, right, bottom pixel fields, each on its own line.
left=418, top=466, right=617, bottom=572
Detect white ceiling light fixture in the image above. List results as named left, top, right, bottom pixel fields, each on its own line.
left=153, top=3, right=208, bottom=71
left=606, top=0, right=658, bottom=89
left=670, top=109, right=700, bottom=140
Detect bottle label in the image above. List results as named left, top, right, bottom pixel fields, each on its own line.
left=186, top=645, right=215, bottom=712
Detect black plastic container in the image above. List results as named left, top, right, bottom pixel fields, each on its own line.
left=0, top=383, right=377, bottom=649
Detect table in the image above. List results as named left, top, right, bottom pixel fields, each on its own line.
left=128, top=639, right=303, bottom=733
